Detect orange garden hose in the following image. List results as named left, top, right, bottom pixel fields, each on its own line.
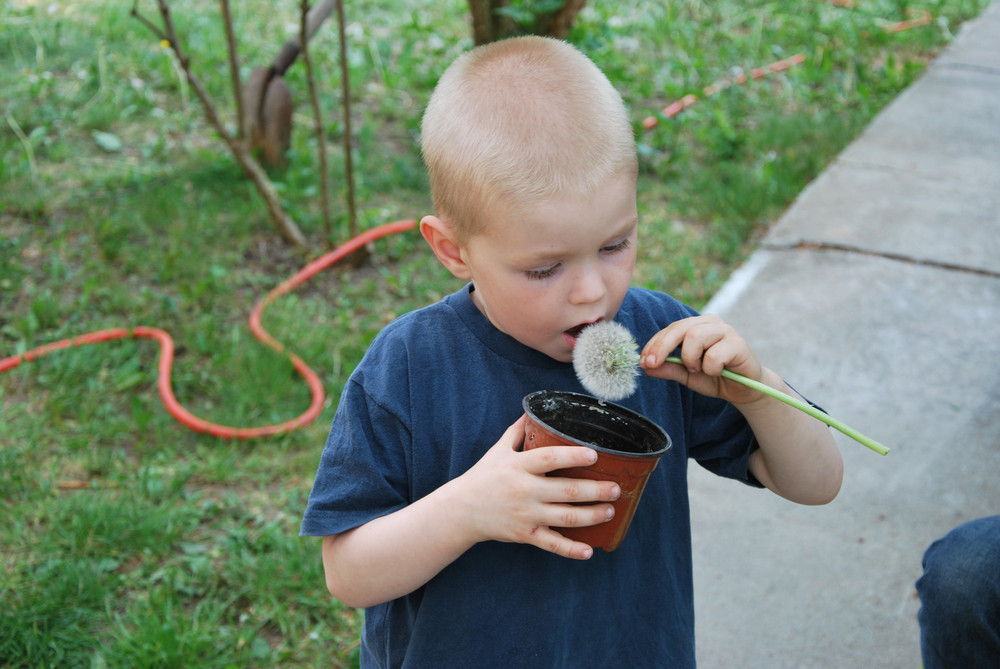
left=642, top=53, right=807, bottom=129
left=641, top=8, right=933, bottom=130
left=0, top=218, right=417, bottom=439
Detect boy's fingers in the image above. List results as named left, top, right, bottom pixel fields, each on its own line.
left=501, top=414, right=527, bottom=450
left=528, top=527, right=598, bottom=561
left=642, top=314, right=740, bottom=373
left=640, top=330, right=680, bottom=368
left=548, top=501, right=616, bottom=528
left=542, top=477, right=621, bottom=505
left=522, top=444, right=598, bottom=473
left=679, top=319, right=734, bottom=373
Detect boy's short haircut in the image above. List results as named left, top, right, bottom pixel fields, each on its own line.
left=421, top=36, right=638, bottom=244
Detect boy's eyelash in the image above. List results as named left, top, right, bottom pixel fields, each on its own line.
left=526, top=265, right=559, bottom=280
left=602, top=238, right=631, bottom=253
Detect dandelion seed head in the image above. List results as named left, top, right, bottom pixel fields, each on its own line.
left=572, top=320, right=640, bottom=401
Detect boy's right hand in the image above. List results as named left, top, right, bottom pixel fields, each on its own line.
left=452, top=415, right=621, bottom=560
left=320, top=415, right=621, bottom=607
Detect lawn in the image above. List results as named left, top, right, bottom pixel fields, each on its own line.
left=0, top=0, right=988, bottom=666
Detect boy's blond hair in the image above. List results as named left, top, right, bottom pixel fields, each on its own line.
left=421, top=36, right=637, bottom=243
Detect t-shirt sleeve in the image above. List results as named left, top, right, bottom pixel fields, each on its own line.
left=300, top=376, right=412, bottom=537
left=687, top=391, right=763, bottom=487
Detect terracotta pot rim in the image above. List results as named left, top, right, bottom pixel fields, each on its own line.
left=522, top=390, right=672, bottom=459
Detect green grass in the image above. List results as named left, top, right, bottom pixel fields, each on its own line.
left=0, top=0, right=989, bottom=665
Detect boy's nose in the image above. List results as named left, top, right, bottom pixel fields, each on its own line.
left=569, top=266, right=607, bottom=305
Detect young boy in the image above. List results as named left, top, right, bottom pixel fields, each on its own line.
left=301, top=36, right=842, bottom=667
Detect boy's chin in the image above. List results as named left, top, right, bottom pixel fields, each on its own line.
left=548, top=340, right=575, bottom=363
left=522, top=336, right=573, bottom=363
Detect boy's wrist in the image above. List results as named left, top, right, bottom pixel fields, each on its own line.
left=734, top=367, right=788, bottom=414
left=435, top=472, right=492, bottom=548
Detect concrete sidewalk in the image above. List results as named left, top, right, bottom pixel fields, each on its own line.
left=690, top=3, right=1000, bottom=667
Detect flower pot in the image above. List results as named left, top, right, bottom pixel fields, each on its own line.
left=522, top=390, right=672, bottom=552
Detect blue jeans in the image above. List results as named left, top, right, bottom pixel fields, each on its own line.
left=915, top=515, right=1000, bottom=669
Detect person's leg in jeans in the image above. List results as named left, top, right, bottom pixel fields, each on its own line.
left=916, top=515, right=1000, bottom=669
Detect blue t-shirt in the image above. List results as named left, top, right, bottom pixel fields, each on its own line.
left=302, top=285, right=761, bottom=668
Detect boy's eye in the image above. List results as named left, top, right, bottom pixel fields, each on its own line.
left=601, top=238, right=631, bottom=254
left=525, top=264, right=560, bottom=281
left=523, top=238, right=630, bottom=280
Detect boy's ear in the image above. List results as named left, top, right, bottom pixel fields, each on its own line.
left=420, top=215, right=472, bottom=280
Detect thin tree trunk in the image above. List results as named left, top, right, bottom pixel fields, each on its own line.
left=132, top=0, right=307, bottom=246
left=534, top=0, right=587, bottom=38
left=334, top=0, right=358, bottom=240
left=467, top=0, right=519, bottom=46
left=466, top=0, right=587, bottom=45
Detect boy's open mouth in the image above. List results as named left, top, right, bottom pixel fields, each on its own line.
left=563, top=319, right=602, bottom=347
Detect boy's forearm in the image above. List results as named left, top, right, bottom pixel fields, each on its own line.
left=739, top=368, right=844, bottom=505
left=322, top=476, right=480, bottom=609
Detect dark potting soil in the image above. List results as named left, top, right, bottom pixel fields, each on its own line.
left=527, top=392, right=666, bottom=454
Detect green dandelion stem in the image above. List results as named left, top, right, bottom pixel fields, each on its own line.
left=664, top=357, right=889, bottom=456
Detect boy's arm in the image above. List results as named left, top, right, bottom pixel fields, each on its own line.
left=321, top=416, right=621, bottom=609
left=734, top=367, right=842, bottom=505
left=640, top=314, right=843, bottom=505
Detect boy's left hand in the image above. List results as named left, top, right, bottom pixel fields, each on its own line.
left=639, top=314, right=764, bottom=405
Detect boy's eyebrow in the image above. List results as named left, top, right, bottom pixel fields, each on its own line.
left=596, top=217, right=639, bottom=247
left=513, top=218, right=638, bottom=266
left=515, top=248, right=565, bottom=267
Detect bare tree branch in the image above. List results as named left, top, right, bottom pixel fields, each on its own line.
left=300, top=0, right=333, bottom=249
left=130, top=1, right=168, bottom=42
left=274, top=0, right=337, bottom=76
left=219, top=0, right=245, bottom=139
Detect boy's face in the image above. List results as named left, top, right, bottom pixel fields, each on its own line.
left=458, top=173, right=638, bottom=363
